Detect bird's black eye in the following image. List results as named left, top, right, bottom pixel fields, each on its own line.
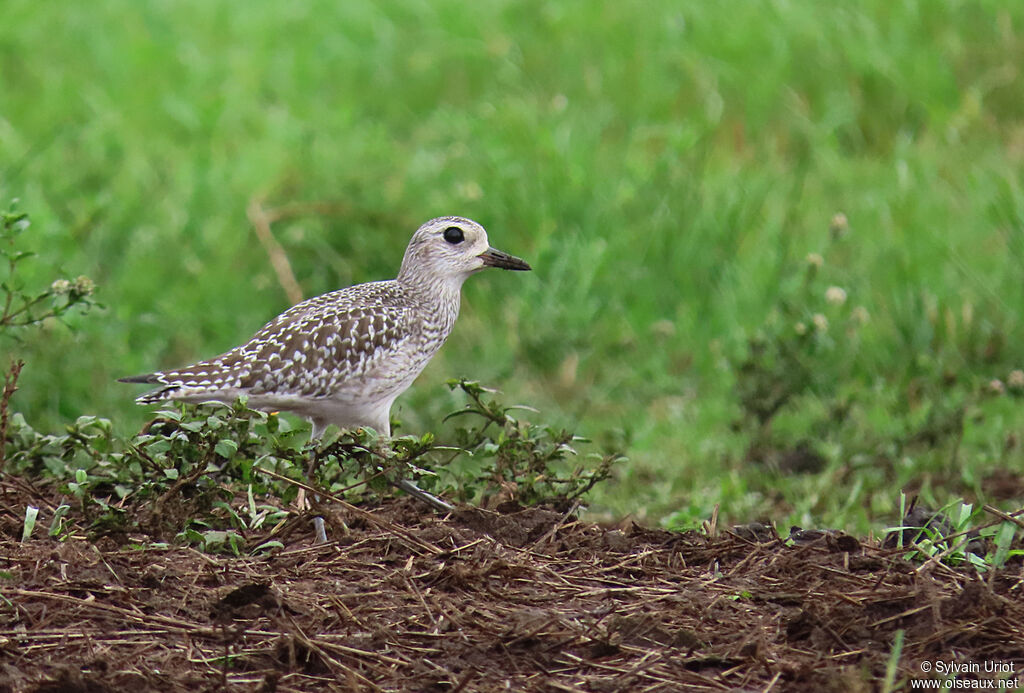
left=443, top=226, right=465, bottom=244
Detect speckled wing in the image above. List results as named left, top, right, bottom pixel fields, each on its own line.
left=126, top=283, right=416, bottom=404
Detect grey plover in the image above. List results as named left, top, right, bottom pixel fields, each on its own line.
left=121, top=216, right=530, bottom=538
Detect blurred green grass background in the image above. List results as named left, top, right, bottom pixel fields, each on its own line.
left=3, top=0, right=1024, bottom=531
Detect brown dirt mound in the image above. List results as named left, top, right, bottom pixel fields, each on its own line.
left=1, top=498, right=1022, bottom=692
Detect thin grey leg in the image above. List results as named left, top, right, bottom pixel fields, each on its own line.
left=392, top=478, right=455, bottom=513
left=313, top=516, right=328, bottom=544
left=377, top=421, right=454, bottom=513
left=306, top=421, right=453, bottom=541
left=309, top=421, right=328, bottom=543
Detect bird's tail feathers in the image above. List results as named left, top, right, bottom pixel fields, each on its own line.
left=135, top=385, right=180, bottom=405
left=118, top=373, right=161, bottom=384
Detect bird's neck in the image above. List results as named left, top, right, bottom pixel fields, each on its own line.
left=397, top=272, right=464, bottom=328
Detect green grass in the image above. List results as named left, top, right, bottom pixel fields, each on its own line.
left=2, top=0, right=1024, bottom=533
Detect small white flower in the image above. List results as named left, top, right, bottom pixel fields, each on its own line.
left=812, top=313, right=828, bottom=332
left=989, top=379, right=1006, bottom=395
left=50, top=279, right=71, bottom=294
left=1008, top=370, right=1024, bottom=389
left=830, top=212, right=849, bottom=238
left=794, top=321, right=807, bottom=336
left=805, top=253, right=824, bottom=269
left=73, top=275, right=95, bottom=296
left=825, top=286, right=847, bottom=306
left=852, top=306, right=870, bottom=324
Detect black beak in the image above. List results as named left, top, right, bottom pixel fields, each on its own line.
left=478, top=247, right=531, bottom=271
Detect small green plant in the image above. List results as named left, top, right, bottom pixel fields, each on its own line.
left=990, top=520, right=1023, bottom=569
left=881, top=629, right=905, bottom=693
left=731, top=217, right=874, bottom=448
left=177, top=525, right=246, bottom=556
left=433, top=379, right=621, bottom=506
left=1, top=200, right=98, bottom=332
left=6, top=401, right=306, bottom=542
left=3, top=379, right=620, bottom=551
left=884, top=493, right=1024, bottom=571
left=21, top=505, right=39, bottom=542
left=1, top=199, right=99, bottom=472
left=893, top=500, right=986, bottom=569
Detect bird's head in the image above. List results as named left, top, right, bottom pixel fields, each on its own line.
left=399, top=216, right=531, bottom=288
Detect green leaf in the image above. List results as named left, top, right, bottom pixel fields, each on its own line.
left=215, top=439, right=239, bottom=458
left=247, top=485, right=257, bottom=518
left=991, top=521, right=1018, bottom=568
left=49, top=505, right=71, bottom=536
left=145, top=439, right=172, bottom=454
left=881, top=629, right=905, bottom=693
left=252, top=540, right=284, bottom=555
left=22, top=506, right=39, bottom=541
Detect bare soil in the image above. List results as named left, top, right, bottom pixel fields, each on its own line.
left=1, top=485, right=1022, bottom=692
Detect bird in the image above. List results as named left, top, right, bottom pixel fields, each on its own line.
left=121, top=215, right=531, bottom=541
